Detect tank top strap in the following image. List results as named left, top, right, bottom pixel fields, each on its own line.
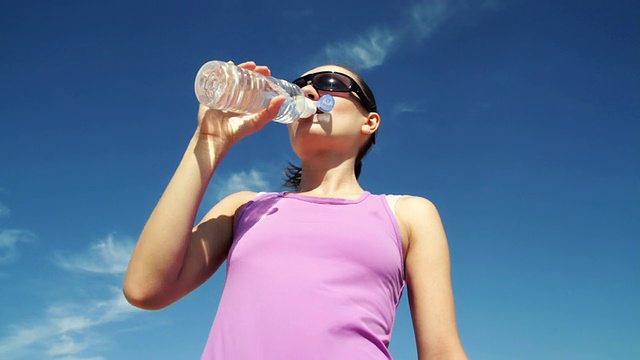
left=384, top=194, right=404, bottom=217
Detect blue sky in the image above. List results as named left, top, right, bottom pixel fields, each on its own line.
left=0, top=0, right=638, bottom=359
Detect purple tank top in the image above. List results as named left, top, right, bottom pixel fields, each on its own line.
left=201, top=191, right=405, bottom=360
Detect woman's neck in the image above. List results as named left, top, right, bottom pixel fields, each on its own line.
left=296, top=157, right=364, bottom=197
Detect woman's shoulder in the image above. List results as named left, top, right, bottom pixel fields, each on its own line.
left=390, top=195, right=441, bottom=228
left=221, top=190, right=260, bottom=204
left=382, top=194, right=437, bottom=211
left=390, top=195, right=446, bottom=254
left=394, top=194, right=437, bottom=208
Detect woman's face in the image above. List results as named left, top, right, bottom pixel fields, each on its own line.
left=287, top=65, right=377, bottom=158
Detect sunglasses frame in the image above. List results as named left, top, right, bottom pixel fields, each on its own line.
left=292, top=71, right=376, bottom=113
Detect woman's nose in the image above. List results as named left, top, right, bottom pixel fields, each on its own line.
left=301, top=84, right=319, bottom=100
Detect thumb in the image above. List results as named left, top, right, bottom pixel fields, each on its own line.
left=250, top=95, right=287, bottom=129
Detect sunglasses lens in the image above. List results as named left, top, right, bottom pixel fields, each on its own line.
left=292, top=72, right=354, bottom=92
left=314, top=73, right=352, bottom=91
left=292, top=77, right=306, bottom=88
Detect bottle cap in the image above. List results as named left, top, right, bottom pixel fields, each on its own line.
left=316, top=94, right=335, bottom=113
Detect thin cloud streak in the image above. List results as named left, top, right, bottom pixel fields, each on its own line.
left=324, top=27, right=399, bottom=70
left=54, top=234, right=135, bottom=274
left=214, top=169, right=271, bottom=201
left=46, top=334, right=96, bottom=357
left=393, top=101, right=427, bottom=115
left=0, top=287, right=137, bottom=359
left=410, top=0, right=453, bottom=41
left=0, top=229, right=34, bottom=265
left=0, top=236, right=140, bottom=359
left=320, top=0, right=454, bottom=69
left=319, top=0, right=497, bottom=70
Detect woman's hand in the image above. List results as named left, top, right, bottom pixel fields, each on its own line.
left=196, top=61, right=286, bottom=146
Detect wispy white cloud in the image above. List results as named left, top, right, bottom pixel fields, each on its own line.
left=46, top=334, right=98, bottom=357
left=214, top=168, right=271, bottom=201
left=409, top=0, right=454, bottom=41
left=324, top=27, right=399, bottom=70
left=391, top=101, right=434, bottom=132
left=0, top=235, right=140, bottom=359
left=0, top=287, right=137, bottom=359
left=318, top=0, right=499, bottom=70
left=393, top=101, right=427, bottom=115
left=0, top=229, right=34, bottom=265
left=53, top=234, right=135, bottom=274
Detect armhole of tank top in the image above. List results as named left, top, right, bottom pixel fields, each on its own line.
left=233, top=192, right=268, bottom=229
left=384, top=194, right=407, bottom=288
left=385, top=194, right=402, bottom=217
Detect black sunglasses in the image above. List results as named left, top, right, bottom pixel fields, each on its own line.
left=292, top=71, right=376, bottom=113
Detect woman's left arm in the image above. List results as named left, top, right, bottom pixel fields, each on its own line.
left=397, top=196, right=468, bottom=360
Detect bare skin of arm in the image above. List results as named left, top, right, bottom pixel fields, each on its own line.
left=397, top=196, right=468, bottom=360
left=123, top=62, right=285, bottom=310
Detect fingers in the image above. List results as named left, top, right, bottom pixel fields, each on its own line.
left=264, top=95, right=286, bottom=119
left=237, top=61, right=271, bottom=77
left=248, top=95, right=286, bottom=130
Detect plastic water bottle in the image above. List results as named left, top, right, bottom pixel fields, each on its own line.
left=194, top=61, right=335, bottom=124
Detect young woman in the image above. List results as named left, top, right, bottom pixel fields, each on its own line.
left=123, top=61, right=468, bottom=360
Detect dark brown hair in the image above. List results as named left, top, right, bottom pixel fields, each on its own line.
left=283, top=65, right=377, bottom=189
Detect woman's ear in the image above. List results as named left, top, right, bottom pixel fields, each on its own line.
left=361, top=112, right=380, bottom=136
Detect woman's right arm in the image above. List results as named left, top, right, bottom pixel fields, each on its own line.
left=123, top=62, right=285, bottom=310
